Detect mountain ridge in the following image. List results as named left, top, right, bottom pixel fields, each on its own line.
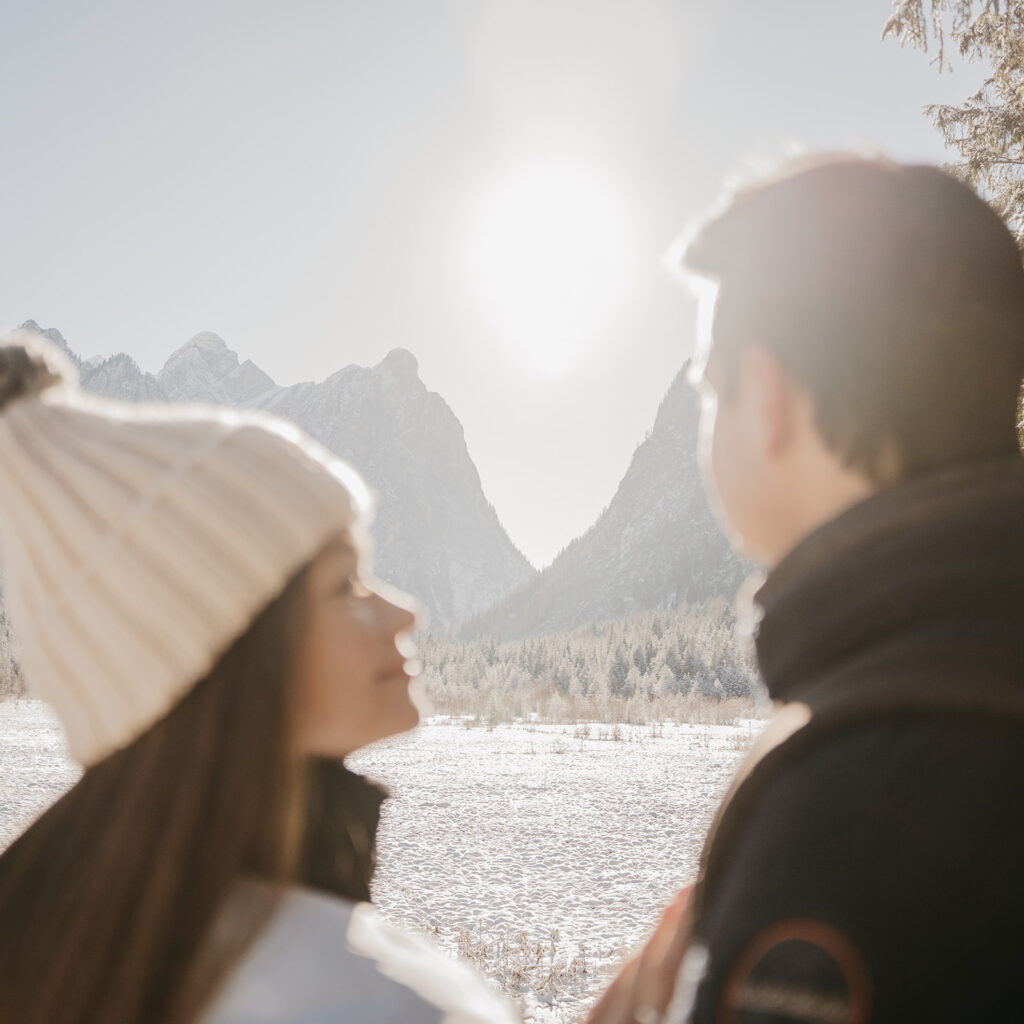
left=12, top=322, right=742, bottom=636
left=18, top=322, right=534, bottom=630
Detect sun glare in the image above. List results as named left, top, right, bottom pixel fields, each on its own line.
left=469, top=161, right=635, bottom=378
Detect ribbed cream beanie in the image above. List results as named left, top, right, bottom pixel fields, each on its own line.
left=0, top=328, right=370, bottom=765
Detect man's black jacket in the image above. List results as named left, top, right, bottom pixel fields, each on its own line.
left=678, top=456, right=1024, bottom=1023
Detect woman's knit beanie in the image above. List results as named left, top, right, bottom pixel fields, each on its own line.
left=0, top=328, right=370, bottom=765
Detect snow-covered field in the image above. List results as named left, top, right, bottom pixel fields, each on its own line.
left=0, top=699, right=81, bottom=849
left=0, top=700, right=756, bottom=1023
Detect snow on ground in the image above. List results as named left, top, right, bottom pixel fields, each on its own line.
left=0, top=699, right=81, bottom=849
left=0, top=701, right=756, bottom=1023
left=351, top=719, right=753, bottom=1022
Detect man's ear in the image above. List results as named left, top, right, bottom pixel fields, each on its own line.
left=740, top=345, right=800, bottom=459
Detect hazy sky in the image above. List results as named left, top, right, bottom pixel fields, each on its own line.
left=0, top=1, right=986, bottom=567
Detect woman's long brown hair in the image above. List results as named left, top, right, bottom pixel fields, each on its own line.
left=0, top=562, right=313, bottom=1024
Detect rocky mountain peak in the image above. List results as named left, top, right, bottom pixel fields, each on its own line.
left=186, top=331, right=228, bottom=350
left=157, top=331, right=276, bottom=405
left=380, top=348, right=419, bottom=377
left=161, top=332, right=236, bottom=374
left=18, top=320, right=81, bottom=367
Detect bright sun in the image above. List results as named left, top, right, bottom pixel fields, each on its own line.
left=469, top=160, right=636, bottom=378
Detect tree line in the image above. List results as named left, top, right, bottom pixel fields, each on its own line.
left=419, top=598, right=762, bottom=724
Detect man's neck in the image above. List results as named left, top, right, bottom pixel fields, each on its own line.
left=760, top=456, right=881, bottom=570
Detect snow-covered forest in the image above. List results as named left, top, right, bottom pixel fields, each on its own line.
left=421, top=599, right=762, bottom=724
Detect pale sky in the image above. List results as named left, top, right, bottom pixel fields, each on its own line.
left=0, top=1, right=985, bottom=567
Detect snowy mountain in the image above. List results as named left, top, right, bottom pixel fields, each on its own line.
left=462, top=366, right=747, bottom=639
left=19, top=320, right=82, bottom=368
left=259, top=348, right=533, bottom=626
left=82, top=352, right=165, bottom=402
left=18, top=323, right=534, bottom=630
left=157, top=332, right=279, bottom=405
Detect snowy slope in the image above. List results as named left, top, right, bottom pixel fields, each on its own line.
left=464, top=367, right=747, bottom=638
left=262, top=348, right=532, bottom=626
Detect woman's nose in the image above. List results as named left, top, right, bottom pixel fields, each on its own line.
left=373, top=580, right=424, bottom=634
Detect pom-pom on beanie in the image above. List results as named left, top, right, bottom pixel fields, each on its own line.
left=0, top=328, right=370, bottom=765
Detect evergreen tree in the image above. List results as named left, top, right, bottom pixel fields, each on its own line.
left=656, top=663, right=678, bottom=699
left=884, top=1, right=1024, bottom=242
left=608, top=646, right=632, bottom=698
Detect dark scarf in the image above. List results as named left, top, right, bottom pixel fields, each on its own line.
left=298, top=758, right=387, bottom=904
left=752, top=454, right=1024, bottom=719
left=695, top=455, right=1024, bottom=923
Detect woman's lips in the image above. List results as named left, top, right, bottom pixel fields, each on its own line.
left=379, top=657, right=420, bottom=681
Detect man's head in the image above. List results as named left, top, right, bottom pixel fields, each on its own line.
left=677, top=153, right=1024, bottom=565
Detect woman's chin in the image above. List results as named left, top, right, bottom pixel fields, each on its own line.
left=367, top=683, right=423, bottom=747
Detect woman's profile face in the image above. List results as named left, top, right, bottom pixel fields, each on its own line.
left=292, top=530, right=421, bottom=756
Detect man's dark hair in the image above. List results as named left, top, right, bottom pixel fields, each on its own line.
left=680, top=153, right=1024, bottom=481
